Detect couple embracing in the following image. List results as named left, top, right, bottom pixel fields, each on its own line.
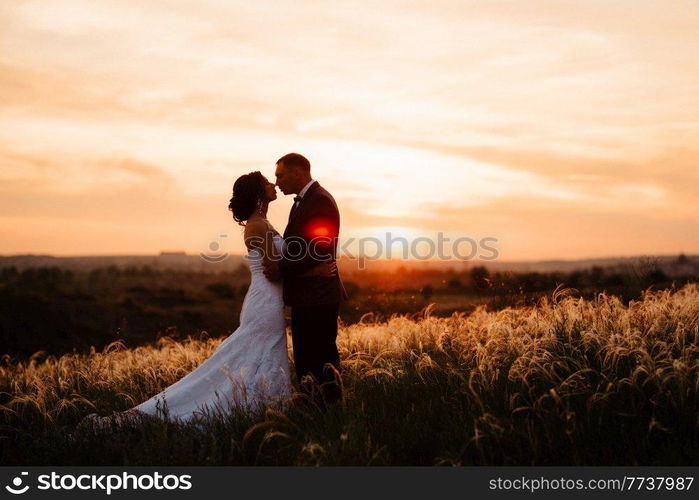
left=83, top=153, right=346, bottom=428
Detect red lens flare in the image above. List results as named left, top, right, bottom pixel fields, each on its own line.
left=305, top=218, right=337, bottom=240
left=311, top=225, right=330, bottom=237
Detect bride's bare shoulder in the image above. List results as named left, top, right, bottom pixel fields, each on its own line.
left=244, top=217, right=275, bottom=249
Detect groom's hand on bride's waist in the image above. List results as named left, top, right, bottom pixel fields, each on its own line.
left=297, top=261, right=338, bottom=278
left=263, top=262, right=283, bottom=282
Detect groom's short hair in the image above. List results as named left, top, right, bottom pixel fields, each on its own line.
left=276, top=153, right=310, bottom=172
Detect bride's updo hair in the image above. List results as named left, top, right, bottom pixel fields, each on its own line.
left=228, top=171, right=266, bottom=225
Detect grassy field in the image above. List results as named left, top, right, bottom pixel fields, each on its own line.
left=1, top=284, right=698, bottom=465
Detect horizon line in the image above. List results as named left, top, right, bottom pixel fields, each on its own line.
left=0, top=251, right=694, bottom=265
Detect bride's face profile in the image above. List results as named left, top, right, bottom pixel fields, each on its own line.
left=262, top=176, right=277, bottom=202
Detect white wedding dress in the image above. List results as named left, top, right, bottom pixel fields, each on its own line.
left=86, top=234, right=292, bottom=428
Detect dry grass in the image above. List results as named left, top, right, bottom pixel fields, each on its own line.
left=1, top=284, right=697, bottom=465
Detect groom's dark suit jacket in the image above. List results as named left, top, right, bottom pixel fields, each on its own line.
left=278, top=181, right=348, bottom=307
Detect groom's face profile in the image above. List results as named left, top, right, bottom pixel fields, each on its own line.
left=274, top=161, right=302, bottom=195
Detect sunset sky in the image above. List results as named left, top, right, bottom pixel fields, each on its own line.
left=1, top=0, right=697, bottom=261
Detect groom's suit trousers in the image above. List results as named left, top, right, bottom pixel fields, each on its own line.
left=290, top=302, right=342, bottom=404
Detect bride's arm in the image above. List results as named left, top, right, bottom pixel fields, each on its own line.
left=245, top=220, right=282, bottom=282
left=262, top=228, right=282, bottom=282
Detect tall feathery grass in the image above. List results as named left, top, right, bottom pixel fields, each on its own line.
left=1, top=284, right=697, bottom=465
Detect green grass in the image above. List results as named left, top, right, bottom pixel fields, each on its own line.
left=1, top=284, right=698, bottom=465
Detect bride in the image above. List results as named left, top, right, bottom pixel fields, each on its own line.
left=81, top=171, right=333, bottom=429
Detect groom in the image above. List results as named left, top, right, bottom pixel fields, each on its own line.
left=268, top=152, right=347, bottom=406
